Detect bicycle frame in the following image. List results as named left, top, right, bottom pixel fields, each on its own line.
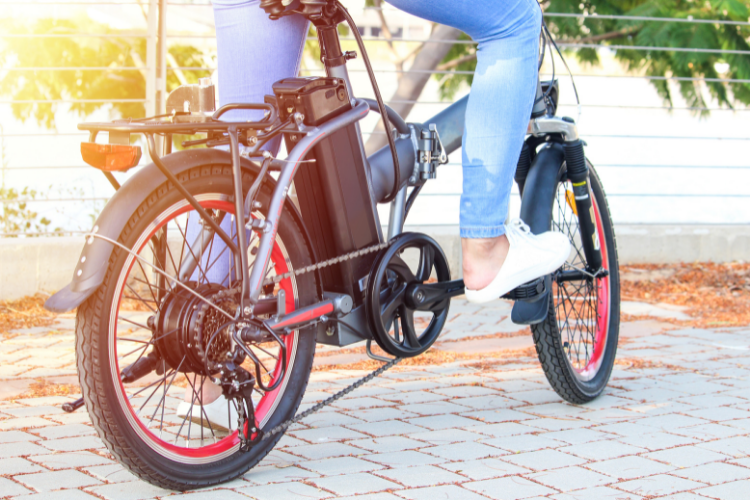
left=46, top=8, right=587, bottom=342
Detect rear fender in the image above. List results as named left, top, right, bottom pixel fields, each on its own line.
left=511, top=142, right=565, bottom=325
left=45, top=148, right=317, bottom=312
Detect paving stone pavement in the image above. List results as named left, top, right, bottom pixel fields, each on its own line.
left=1, top=299, right=750, bottom=499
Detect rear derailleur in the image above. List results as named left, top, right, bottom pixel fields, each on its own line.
left=217, top=359, right=263, bottom=451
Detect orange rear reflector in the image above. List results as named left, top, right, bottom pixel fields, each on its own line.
left=80, top=142, right=142, bottom=172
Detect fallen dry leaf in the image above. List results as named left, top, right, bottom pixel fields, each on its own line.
left=621, top=262, right=750, bottom=328
left=0, top=294, right=57, bottom=335
left=12, top=378, right=80, bottom=400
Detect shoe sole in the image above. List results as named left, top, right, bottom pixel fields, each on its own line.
left=466, top=243, right=571, bottom=304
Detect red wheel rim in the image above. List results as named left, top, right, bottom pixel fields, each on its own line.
left=578, top=193, right=610, bottom=378
left=109, top=196, right=297, bottom=462
left=554, top=182, right=611, bottom=381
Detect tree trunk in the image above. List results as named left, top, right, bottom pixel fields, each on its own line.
left=365, top=24, right=461, bottom=153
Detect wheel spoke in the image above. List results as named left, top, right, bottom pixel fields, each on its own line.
left=176, top=374, right=219, bottom=444
left=550, top=179, right=610, bottom=377
left=106, top=194, right=300, bottom=463
left=132, top=276, right=171, bottom=295
left=203, top=233, right=235, bottom=279
left=134, top=260, right=160, bottom=307
left=164, top=233, right=180, bottom=282
left=175, top=214, right=208, bottom=284
left=148, top=356, right=185, bottom=432
left=135, top=360, right=170, bottom=416
left=392, top=315, right=401, bottom=344
left=124, top=283, right=157, bottom=313
left=250, top=343, right=279, bottom=361
left=117, top=315, right=152, bottom=332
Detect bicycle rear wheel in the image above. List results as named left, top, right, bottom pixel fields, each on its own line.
left=75, top=164, right=318, bottom=490
left=531, top=161, right=620, bottom=404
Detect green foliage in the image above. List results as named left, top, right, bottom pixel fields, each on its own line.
left=436, top=33, right=476, bottom=100
left=0, top=17, right=212, bottom=129
left=0, top=181, right=103, bottom=237
left=435, top=0, right=750, bottom=114
left=0, top=186, right=60, bottom=237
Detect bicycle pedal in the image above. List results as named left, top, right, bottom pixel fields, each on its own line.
left=502, top=276, right=547, bottom=302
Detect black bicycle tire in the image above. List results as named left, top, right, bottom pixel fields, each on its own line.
left=531, top=161, right=621, bottom=404
left=75, top=164, right=318, bottom=490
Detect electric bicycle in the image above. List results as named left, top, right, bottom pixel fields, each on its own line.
left=46, top=0, right=620, bottom=490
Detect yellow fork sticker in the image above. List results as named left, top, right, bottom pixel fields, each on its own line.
left=565, top=190, right=578, bottom=216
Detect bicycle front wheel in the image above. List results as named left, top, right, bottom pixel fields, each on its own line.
left=531, top=161, right=620, bottom=404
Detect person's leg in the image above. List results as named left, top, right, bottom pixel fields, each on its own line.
left=213, top=0, right=309, bottom=127
left=184, top=0, right=307, bottom=285
left=387, top=0, right=545, bottom=291
left=178, top=0, right=307, bottom=416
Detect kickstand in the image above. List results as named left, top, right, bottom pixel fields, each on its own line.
left=365, top=339, right=397, bottom=363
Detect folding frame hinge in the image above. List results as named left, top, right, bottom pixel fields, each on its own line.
left=410, top=123, right=449, bottom=185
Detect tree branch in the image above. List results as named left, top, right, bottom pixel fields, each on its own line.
left=432, top=27, right=641, bottom=72
left=437, top=50, right=476, bottom=71
left=557, top=26, right=640, bottom=45
left=166, top=53, right=188, bottom=86
left=364, top=24, right=462, bottom=152
left=373, top=0, right=396, bottom=52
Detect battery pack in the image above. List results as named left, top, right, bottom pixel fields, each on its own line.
left=272, top=77, right=351, bottom=126
left=294, top=124, right=382, bottom=305
left=272, top=77, right=380, bottom=346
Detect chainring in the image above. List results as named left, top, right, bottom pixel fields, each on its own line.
left=365, top=233, right=451, bottom=357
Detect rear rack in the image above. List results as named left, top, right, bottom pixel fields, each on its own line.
left=77, top=101, right=293, bottom=187
left=79, top=102, right=282, bottom=147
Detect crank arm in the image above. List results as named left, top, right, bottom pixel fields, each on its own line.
left=120, top=351, right=160, bottom=383
left=63, top=352, right=161, bottom=413
left=405, top=279, right=465, bottom=311
left=62, top=398, right=85, bottom=413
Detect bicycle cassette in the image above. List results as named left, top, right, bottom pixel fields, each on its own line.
left=365, top=233, right=451, bottom=357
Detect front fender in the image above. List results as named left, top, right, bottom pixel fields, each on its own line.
left=45, top=149, right=308, bottom=313
left=511, top=142, right=565, bottom=325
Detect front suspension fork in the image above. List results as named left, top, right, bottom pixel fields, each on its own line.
left=564, top=140, right=603, bottom=272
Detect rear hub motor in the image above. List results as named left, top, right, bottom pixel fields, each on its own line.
left=366, top=233, right=451, bottom=357
left=154, top=283, right=238, bottom=375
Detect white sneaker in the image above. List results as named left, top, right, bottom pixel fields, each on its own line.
left=176, top=397, right=238, bottom=432
left=465, top=218, right=571, bottom=304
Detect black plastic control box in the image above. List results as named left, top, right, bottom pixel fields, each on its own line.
left=272, top=77, right=352, bottom=126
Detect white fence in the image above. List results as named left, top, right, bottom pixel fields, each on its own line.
left=1, top=0, right=749, bottom=238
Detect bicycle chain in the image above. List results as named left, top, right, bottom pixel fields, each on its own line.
left=250, top=355, right=401, bottom=447
left=263, top=241, right=391, bottom=286
left=236, top=239, right=400, bottom=449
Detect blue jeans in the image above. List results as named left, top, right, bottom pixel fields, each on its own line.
left=211, top=0, right=541, bottom=238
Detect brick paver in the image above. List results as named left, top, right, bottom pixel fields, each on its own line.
left=1, top=298, right=749, bottom=500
